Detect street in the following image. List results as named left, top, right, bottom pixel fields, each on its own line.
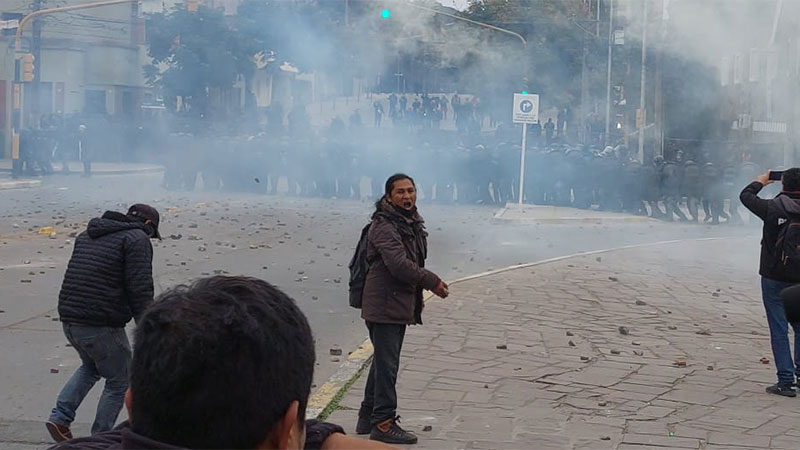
left=0, top=172, right=756, bottom=447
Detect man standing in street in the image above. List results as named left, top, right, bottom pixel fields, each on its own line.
left=46, top=204, right=161, bottom=441
left=741, top=169, right=800, bottom=397
left=357, top=174, right=449, bottom=445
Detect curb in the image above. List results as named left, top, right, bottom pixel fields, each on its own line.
left=0, top=179, right=42, bottom=190
left=0, top=167, right=164, bottom=176
left=308, top=235, right=739, bottom=419
left=307, top=339, right=374, bottom=419
left=90, top=167, right=164, bottom=176
left=492, top=205, right=653, bottom=225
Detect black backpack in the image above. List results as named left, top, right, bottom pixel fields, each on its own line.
left=775, top=217, right=800, bottom=273
left=348, top=223, right=372, bottom=309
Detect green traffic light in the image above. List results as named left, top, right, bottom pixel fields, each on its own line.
left=381, top=9, right=391, bottom=19
left=521, top=90, right=528, bottom=95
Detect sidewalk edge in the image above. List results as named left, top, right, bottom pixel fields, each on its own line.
left=0, top=180, right=42, bottom=190
left=308, top=339, right=374, bottom=419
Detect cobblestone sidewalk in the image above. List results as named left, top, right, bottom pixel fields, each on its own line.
left=328, top=237, right=799, bottom=449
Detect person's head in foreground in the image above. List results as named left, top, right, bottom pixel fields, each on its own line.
left=129, top=276, right=315, bottom=449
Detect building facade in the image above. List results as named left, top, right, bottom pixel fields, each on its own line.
left=0, top=0, right=148, bottom=157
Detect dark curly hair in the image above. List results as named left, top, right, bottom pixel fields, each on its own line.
left=129, top=276, right=315, bottom=449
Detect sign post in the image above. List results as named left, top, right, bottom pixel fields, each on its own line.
left=512, top=93, right=539, bottom=204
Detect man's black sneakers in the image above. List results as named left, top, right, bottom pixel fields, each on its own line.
left=370, top=416, right=418, bottom=445
left=766, top=383, right=797, bottom=397
left=356, top=416, right=371, bottom=435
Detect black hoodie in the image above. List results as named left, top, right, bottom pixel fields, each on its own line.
left=740, top=182, right=800, bottom=282
left=59, top=211, right=154, bottom=327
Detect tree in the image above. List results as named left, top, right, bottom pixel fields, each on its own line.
left=459, top=0, right=608, bottom=121
left=144, top=1, right=355, bottom=118
left=144, top=6, right=247, bottom=117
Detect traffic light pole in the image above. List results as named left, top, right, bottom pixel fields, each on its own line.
left=10, top=0, right=139, bottom=177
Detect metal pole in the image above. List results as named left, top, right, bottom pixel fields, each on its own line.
left=31, top=0, right=42, bottom=128
left=580, top=42, right=587, bottom=144
left=518, top=124, right=527, bottom=205
left=638, top=0, right=648, bottom=163
left=604, top=0, right=614, bottom=147
left=596, top=0, right=601, bottom=37
left=11, top=58, right=22, bottom=177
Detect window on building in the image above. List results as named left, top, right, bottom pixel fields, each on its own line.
left=122, top=91, right=136, bottom=117
left=84, top=90, right=106, bottom=114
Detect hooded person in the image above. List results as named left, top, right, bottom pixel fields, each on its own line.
left=741, top=168, right=800, bottom=397
left=46, top=204, right=161, bottom=442
left=357, top=174, right=449, bottom=445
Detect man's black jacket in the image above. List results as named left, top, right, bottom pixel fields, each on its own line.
left=740, top=181, right=800, bottom=282
left=58, top=211, right=154, bottom=327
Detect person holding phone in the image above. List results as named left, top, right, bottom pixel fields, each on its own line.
left=740, top=168, right=800, bottom=397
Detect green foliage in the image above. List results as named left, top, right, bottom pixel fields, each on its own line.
left=145, top=6, right=244, bottom=115
left=462, top=0, right=608, bottom=110
left=143, top=1, right=350, bottom=116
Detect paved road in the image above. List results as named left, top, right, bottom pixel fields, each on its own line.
left=329, top=238, right=791, bottom=450
left=0, top=173, right=756, bottom=447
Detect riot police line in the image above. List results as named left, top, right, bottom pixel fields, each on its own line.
left=159, top=123, right=761, bottom=224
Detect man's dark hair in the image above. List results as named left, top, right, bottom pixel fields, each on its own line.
left=130, top=276, right=315, bottom=449
left=384, top=173, right=415, bottom=196
left=783, top=168, right=800, bottom=192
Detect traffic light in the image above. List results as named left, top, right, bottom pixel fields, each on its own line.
left=521, top=90, right=528, bottom=95
left=187, top=0, right=198, bottom=12
left=380, top=8, right=391, bottom=19
left=22, top=53, right=34, bottom=82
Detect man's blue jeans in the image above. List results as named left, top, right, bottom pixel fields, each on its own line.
left=761, top=277, right=800, bottom=386
left=49, top=323, right=131, bottom=434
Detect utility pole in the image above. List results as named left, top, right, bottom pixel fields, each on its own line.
left=580, top=40, right=588, bottom=144
left=394, top=54, right=402, bottom=93
left=604, top=0, right=614, bottom=147
left=637, top=0, right=648, bottom=163
left=596, top=0, right=601, bottom=37
left=654, top=0, right=666, bottom=159
left=31, top=0, right=42, bottom=129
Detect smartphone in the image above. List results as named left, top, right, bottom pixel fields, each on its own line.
left=770, top=170, right=784, bottom=181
